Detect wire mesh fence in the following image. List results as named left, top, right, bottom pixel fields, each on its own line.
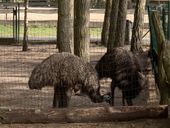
left=0, top=4, right=103, bottom=43
left=0, top=42, right=160, bottom=109
left=0, top=2, right=160, bottom=110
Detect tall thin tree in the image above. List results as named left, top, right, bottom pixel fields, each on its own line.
left=107, top=0, right=120, bottom=52
left=74, top=0, right=90, bottom=62
left=101, top=0, right=112, bottom=46
left=23, top=0, right=28, bottom=51
left=114, top=0, right=128, bottom=47
left=57, top=0, right=74, bottom=53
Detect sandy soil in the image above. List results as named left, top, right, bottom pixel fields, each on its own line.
left=0, top=30, right=167, bottom=128
left=0, top=8, right=149, bottom=23
left=0, top=7, right=167, bottom=128
left=0, top=44, right=108, bottom=109
left=0, top=119, right=170, bottom=128
left=0, top=43, right=159, bottom=110
left=0, top=44, right=168, bottom=128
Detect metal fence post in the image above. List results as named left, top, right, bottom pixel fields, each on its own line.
left=147, top=6, right=158, bottom=83
left=13, top=7, right=15, bottom=41
left=15, top=5, right=18, bottom=43
left=13, top=7, right=17, bottom=42
left=17, top=3, right=20, bottom=43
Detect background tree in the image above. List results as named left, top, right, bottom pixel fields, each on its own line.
left=114, top=0, right=128, bottom=47
left=107, top=0, right=127, bottom=51
left=57, top=0, right=74, bottom=53
left=152, top=12, right=170, bottom=105
left=131, top=0, right=146, bottom=52
left=101, top=0, right=112, bottom=46
left=74, top=0, right=90, bottom=62
left=107, top=0, right=120, bottom=52
left=23, top=0, right=28, bottom=51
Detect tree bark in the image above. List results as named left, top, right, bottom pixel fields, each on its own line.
left=163, top=40, right=170, bottom=85
left=0, top=105, right=168, bottom=124
left=125, top=20, right=132, bottom=44
left=107, top=0, right=120, bottom=52
left=57, top=0, right=74, bottom=53
left=74, top=0, right=90, bottom=62
left=114, top=0, right=128, bottom=47
left=152, top=12, right=170, bottom=105
left=101, top=0, right=112, bottom=46
left=23, top=0, right=28, bottom=51
left=131, top=0, right=146, bottom=53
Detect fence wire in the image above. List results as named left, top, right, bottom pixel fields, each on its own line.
left=0, top=3, right=160, bottom=109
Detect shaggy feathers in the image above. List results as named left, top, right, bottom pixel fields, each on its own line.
left=29, top=52, right=103, bottom=108
left=95, top=47, right=145, bottom=106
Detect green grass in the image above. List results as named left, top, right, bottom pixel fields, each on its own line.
left=90, top=28, right=102, bottom=37
left=0, top=24, right=13, bottom=37
left=28, top=25, right=56, bottom=37
left=0, top=24, right=102, bottom=38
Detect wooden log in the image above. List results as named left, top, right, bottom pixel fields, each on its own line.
left=0, top=105, right=168, bottom=124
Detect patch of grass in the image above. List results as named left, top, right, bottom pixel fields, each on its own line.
left=28, top=25, right=56, bottom=37
left=0, top=24, right=102, bottom=38
left=90, top=27, right=102, bottom=37
left=0, top=24, right=13, bottom=37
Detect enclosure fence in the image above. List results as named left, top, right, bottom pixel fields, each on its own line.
left=0, top=2, right=160, bottom=110
left=0, top=3, right=103, bottom=44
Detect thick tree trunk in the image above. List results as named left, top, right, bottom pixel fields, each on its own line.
left=0, top=106, right=168, bottom=123
left=152, top=12, right=170, bottom=105
left=163, top=40, right=170, bottom=84
left=107, top=0, right=120, bottom=52
left=22, top=0, right=28, bottom=51
left=162, top=40, right=170, bottom=104
left=57, top=0, right=74, bottom=53
left=131, top=0, right=146, bottom=52
left=114, top=0, right=128, bottom=47
left=74, top=0, right=90, bottom=62
left=101, top=0, right=112, bottom=46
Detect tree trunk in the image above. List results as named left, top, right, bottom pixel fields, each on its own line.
left=152, top=12, right=170, bottom=105
left=163, top=40, right=170, bottom=85
left=23, top=0, right=28, bottom=51
left=131, top=0, right=146, bottom=53
left=107, top=0, right=120, bottom=52
left=125, top=20, right=132, bottom=44
left=74, top=0, right=90, bottom=62
left=57, top=0, right=74, bottom=53
left=162, top=40, right=170, bottom=103
left=114, top=0, right=128, bottom=47
left=101, top=0, right=112, bottom=46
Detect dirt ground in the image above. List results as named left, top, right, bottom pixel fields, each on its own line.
left=0, top=43, right=159, bottom=109
left=0, top=119, right=170, bottom=128
left=0, top=44, right=109, bottom=109
left=0, top=8, right=149, bottom=23
left=0, top=8, right=168, bottom=128
left=0, top=43, right=168, bottom=128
